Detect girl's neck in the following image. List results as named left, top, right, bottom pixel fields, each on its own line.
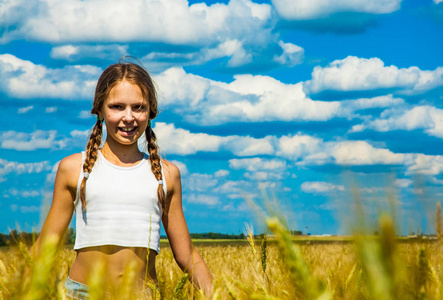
left=100, top=141, right=143, bottom=166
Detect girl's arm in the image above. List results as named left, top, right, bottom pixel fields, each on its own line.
left=29, top=154, right=80, bottom=256
left=161, top=160, right=214, bottom=296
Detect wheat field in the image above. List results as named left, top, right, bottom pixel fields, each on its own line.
left=1, top=214, right=443, bottom=300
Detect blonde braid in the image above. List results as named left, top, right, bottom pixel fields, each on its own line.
left=79, top=119, right=103, bottom=210
left=145, top=126, right=167, bottom=214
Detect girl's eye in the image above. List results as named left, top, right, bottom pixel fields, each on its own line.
left=133, top=105, right=146, bottom=111
left=110, top=105, right=123, bottom=110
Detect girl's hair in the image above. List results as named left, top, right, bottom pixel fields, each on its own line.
left=79, top=62, right=167, bottom=214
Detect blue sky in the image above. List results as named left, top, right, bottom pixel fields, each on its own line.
left=1, top=0, right=442, bottom=236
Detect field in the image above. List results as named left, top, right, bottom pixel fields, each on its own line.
left=1, top=215, right=443, bottom=299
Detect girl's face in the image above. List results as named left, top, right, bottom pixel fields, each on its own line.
left=100, top=80, right=149, bottom=147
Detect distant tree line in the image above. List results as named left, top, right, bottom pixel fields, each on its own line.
left=0, top=228, right=307, bottom=247
left=0, top=228, right=76, bottom=247
left=189, top=232, right=246, bottom=239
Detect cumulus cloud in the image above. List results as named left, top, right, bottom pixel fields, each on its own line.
left=153, top=125, right=418, bottom=170
left=181, top=171, right=254, bottom=206
left=406, top=154, right=443, bottom=175
left=301, top=181, right=345, bottom=193
left=18, top=106, right=34, bottom=114
left=277, top=133, right=407, bottom=166
left=5, top=188, right=41, bottom=198
left=0, top=158, right=51, bottom=178
left=229, top=158, right=286, bottom=171
left=277, top=133, right=323, bottom=161
left=1, top=0, right=301, bottom=70
left=214, top=170, right=230, bottom=177
left=51, top=44, right=128, bottom=61
left=341, top=94, right=404, bottom=112
left=0, top=130, right=64, bottom=151
left=0, top=129, right=87, bottom=152
left=244, top=171, right=284, bottom=181
left=143, top=37, right=304, bottom=72
left=154, top=122, right=275, bottom=156
left=0, top=54, right=101, bottom=99
left=170, top=160, right=189, bottom=175
left=272, top=41, right=304, bottom=66
left=394, top=178, right=412, bottom=188
left=350, top=105, right=443, bottom=138
left=187, top=194, right=220, bottom=205
left=10, top=205, right=41, bottom=213
left=45, top=107, right=57, bottom=113
left=229, top=157, right=287, bottom=181
left=155, top=67, right=340, bottom=125
left=1, top=0, right=270, bottom=44
left=154, top=123, right=226, bottom=155
left=272, top=0, right=402, bottom=20
left=304, top=56, right=443, bottom=96
left=330, top=140, right=405, bottom=165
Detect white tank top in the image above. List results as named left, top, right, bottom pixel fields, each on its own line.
left=73, top=150, right=166, bottom=253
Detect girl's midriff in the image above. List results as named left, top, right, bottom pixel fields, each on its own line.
left=68, top=245, right=158, bottom=292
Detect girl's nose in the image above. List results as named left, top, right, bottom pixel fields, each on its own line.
left=122, top=108, right=134, bottom=121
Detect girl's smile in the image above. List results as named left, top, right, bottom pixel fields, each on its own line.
left=101, top=80, right=149, bottom=146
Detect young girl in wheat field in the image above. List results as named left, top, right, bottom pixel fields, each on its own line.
left=29, top=60, right=213, bottom=299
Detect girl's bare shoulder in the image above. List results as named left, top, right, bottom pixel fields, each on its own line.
left=161, top=159, right=181, bottom=179
left=57, top=153, right=84, bottom=183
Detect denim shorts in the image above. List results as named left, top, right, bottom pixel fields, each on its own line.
left=64, top=277, right=89, bottom=300
left=64, top=276, right=158, bottom=299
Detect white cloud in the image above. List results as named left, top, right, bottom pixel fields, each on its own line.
left=272, top=41, right=304, bottom=67
left=406, top=154, right=443, bottom=175
left=184, top=173, right=219, bottom=192
left=18, top=106, right=34, bottom=114
left=51, top=44, right=128, bottom=61
left=272, top=0, right=402, bottom=20
left=153, top=121, right=443, bottom=177
left=230, top=157, right=287, bottom=181
left=154, top=122, right=275, bottom=156
left=143, top=38, right=304, bottom=72
left=155, top=67, right=340, bottom=125
left=229, top=157, right=286, bottom=171
left=226, top=136, right=274, bottom=156
left=154, top=123, right=225, bottom=155
left=0, top=130, right=65, bottom=151
left=301, top=181, right=345, bottom=193
left=79, top=110, right=94, bottom=119
left=305, top=56, right=443, bottom=95
left=277, top=133, right=407, bottom=166
left=434, top=0, right=443, bottom=4
left=187, top=194, right=220, bottom=205
left=0, top=54, right=101, bottom=99
left=341, top=94, right=404, bottom=112
left=394, top=178, right=412, bottom=188
left=51, top=45, right=78, bottom=59
left=10, top=205, right=40, bottom=213
left=350, top=105, right=443, bottom=138
left=45, top=107, right=57, bottom=113
left=277, top=133, right=323, bottom=161
left=70, top=130, right=89, bottom=138
left=3, top=0, right=270, bottom=44
left=170, top=160, right=189, bottom=175
left=155, top=68, right=210, bottom=107
left=0, top=158, right=51, bottom=178
left=1, top=0, right=297, bottom=70
left=214, top=169, right=230, bottom=177
left=5, top=188, right=41, bottom=198
left=331, top=141, right=405, bottom=165
left=244, top=171, right=283, bottom=181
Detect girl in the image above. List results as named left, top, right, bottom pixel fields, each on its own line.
left=30, top=61, right=213, bottom=298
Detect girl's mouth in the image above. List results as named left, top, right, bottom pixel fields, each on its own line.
left=118, top=127, right=137, bottom=135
